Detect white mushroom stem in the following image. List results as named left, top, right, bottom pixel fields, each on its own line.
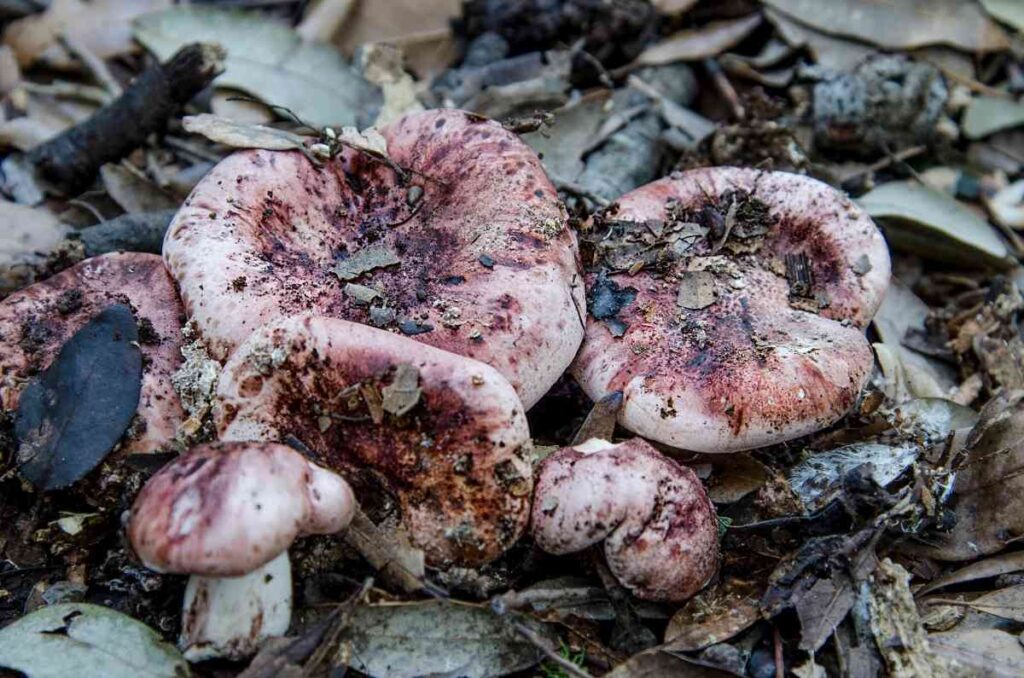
left=181, top=551, right=292, bottom=662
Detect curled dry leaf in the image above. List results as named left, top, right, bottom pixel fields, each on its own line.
left=918, top=551, right=1024, bottom=595
left=182, top=114, right=310, bottom=152
left=857, top=180, right=1010, bottom=269
left=637, top=14, right=762, bottom=66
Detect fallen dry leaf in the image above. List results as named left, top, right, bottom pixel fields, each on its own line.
left=637, top=14, right=762, bottom=66
left=3, top=0, right=171, bottom=68
left=931, top=628, right=1024, bottom=677
left=663, top=579, right=760, bottom=651
left=333, top=0, right=460, bottom=79
left=763, top=0, right=1010, bottom=52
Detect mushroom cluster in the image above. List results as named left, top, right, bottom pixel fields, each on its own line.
left=0, top=109, right=892, bottom=662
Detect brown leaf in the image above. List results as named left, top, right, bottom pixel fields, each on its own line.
left=2, top=0, right=171, bottom=68
left=100, top=164, right=178, bottom=214
left=607, top=650, right=728, bottom=677
left=381, top=364, right=422, bottom=417
left=919, top=551, right=1024, bottom=595
left=706, top=454, right=768, bottom=504
left=663, top=579, right=760, bottom=651
left=763, top=0, right=1009, bottom=52
left=676, top=270, right=718, bottom=310
left=637, top=14, right=762, bottom=66
left=796, top=575, right=856, bottom=652
left=332, top=0, right=460, bottom=79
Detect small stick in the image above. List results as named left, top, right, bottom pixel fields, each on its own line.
left=773, top=625, right=784, bottom=678
left=703, top=58, right=745, bottom=120
left=28, top=43, right=225, bottom=195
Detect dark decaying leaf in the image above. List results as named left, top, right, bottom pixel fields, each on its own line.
left=907, top=391, right=1024, bottom=561
left=15, top=304, right=142, bottom=491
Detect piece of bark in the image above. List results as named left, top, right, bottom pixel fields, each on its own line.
left=28, top=43, right=224, bottom=195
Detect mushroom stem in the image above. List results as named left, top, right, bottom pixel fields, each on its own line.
left=181, top=551, right=292, bottom=662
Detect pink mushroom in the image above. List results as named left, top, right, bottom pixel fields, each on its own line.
left=572, top=168, right=890, bottom=453
left=128, top=441, right=356, bottom=660
left=214, top=313, right=533, bottom=568
left=531, top=438, right=719, bottom=601
left=0, top=253, right=185, bottom=453
left=164, top=108, right=585, bottom=408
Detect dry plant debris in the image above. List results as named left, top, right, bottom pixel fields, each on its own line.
left=2, top=1, right=1024, bottom=677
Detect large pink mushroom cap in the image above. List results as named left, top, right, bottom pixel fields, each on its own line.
left=531, top=438, right=720, bottom=602
left=128, top=441, right=356, bottom=577
left=0, top=253, right=185, bottom=454
left=572, top=168, right=890, bottom=453
left=164, top=108, right=585, bottom=408
left=214, top=314, right=533, bottom=568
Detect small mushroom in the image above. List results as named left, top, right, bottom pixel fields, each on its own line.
left=128, top=441, right=356, bottom=660
left=215, top=314, right=533, bottom=568
left=164, top=108, right=585, bottom=408
left=0, top=253, right=185, bottom=453
left=573, top=168, right=890, bottom=452
left=531, top=438, right=719, bottom=601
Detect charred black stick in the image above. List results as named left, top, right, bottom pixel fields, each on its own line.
left=79, top=210, right=177, bottom=256
left=28, top=43, right=224, bottom=195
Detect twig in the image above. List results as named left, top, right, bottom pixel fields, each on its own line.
left=78, top=209, right=177, bottom=256
left=19, top=80, right=111, bottom=106
left=840, top=145, right=927, bottom=185
left=302, top=578, right=373, bottom=676
left=773, top=625, right=784, bottom=678
left=28, top=43, right=225, bottom=195
left=163, top=135, right=225, bottom=163
left=703, top=58, right=744, bottom=120
left=510, top=617, right=592, bottom=678
left=61, top=34, right=122, bottom=97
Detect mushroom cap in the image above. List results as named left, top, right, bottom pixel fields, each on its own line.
left=214, top=314, right=533, bottom=568
left=129, top=441, right=355, bottom=577
left=572, top=168, right=890, bottom=453
left=0, top=253, right=185, bottom=454
left=164, top=108, right=585, bottom=408
left=531, top=438, right=719, bottom=601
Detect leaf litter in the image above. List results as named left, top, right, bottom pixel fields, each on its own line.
left=5, top=1, right=1024, bottom=676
